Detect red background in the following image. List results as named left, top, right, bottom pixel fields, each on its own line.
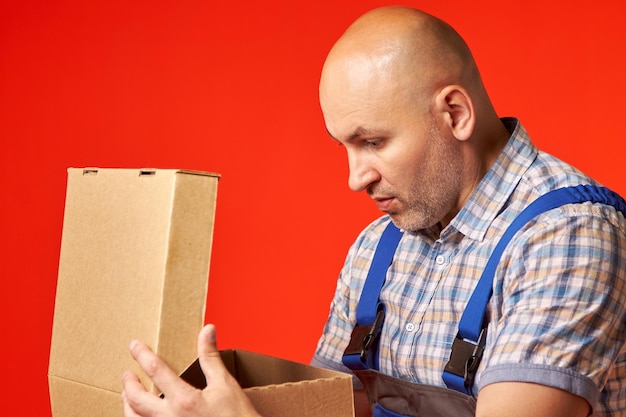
left=1, top=0, right=625, bottom=414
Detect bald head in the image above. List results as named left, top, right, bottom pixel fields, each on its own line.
left=321, top=7, right=487, bottom=118
left=319, top=6, right=507, bottom=143
left=326, top=7, right=477, bottom=91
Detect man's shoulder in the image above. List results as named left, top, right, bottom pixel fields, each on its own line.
left=522, top=149, right=600, bottom=194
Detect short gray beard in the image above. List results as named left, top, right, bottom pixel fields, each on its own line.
left=393, top=119, right=463, bottom=232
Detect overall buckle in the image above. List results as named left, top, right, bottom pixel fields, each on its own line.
left=443, top=328, right=487, bottom=392
left=343, top=309, right=385, bottom=365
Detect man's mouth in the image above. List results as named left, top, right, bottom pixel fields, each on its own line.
left=373, top=197, right=394, bottom=212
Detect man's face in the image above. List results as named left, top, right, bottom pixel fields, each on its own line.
left=320, top=60, right=464, bottom=231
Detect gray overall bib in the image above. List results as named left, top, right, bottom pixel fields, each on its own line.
left=354, top=369, right=476, bottom=417
left=341, top=185, right=626, bottom=417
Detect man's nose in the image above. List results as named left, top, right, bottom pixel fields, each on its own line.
left=347, top=153, right=379, bottom=192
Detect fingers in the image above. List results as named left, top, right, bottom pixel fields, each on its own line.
left=123, top=326, right=260, bottom=417
left=121, top=390, right=140, bottom=417
left=128, top=339, right=193, bottom=401
left=121, top=390, right=142, bottom=417
left=121, top=371, right=160, bottom=416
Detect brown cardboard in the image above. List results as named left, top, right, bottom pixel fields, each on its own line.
left=48, top=167, right=354, bottom=417
left=179, top=350, right=355, bottom=417
left=48, top=167, right=220, bottom=417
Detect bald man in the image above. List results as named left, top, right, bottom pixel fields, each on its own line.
left=122, top=6, right=626, bottom=417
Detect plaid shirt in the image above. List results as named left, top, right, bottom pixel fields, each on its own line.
left=312, top=118, right=626, bottom=416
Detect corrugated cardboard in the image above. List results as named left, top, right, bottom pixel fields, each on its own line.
left=48, top=168, right=220, bottom=417
left=179, top=350, right=355, bottom=417
left=48, top=167, right=355, bottom=417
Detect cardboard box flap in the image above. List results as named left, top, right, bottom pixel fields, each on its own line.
left=181, top=350, right=350, bottom=389
left=78, top=167, right=221, bottom=179
left=231, top=350, right=346, bottom=388
left=179, top=350, right=355, bottom=417
left=49, top=375, right=123, bottom=417
left=244, top=377, right=354, bottom=417
left=49, top=168, right=219, bottom=402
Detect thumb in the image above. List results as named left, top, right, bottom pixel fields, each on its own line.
left=197, top=324, right=228, bottom=382
left=196, top=325, right=261, bottom=417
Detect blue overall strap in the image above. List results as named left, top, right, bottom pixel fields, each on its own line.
left=342, top=221, right=403, bottom=371
left=443, top=184, right=626, bottom=395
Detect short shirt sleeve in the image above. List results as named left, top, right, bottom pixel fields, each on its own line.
left=478, top=203, right=626, bottom=414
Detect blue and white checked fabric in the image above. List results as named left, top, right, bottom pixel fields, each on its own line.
left=312, top=118, right=626, bottom=416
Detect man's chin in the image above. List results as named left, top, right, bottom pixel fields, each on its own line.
left=388, top=213, right=432, bottom=233
left=388, top=214, right=412, bottom=232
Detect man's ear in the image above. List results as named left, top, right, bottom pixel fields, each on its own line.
left=434, top=85, right=475, bottom=141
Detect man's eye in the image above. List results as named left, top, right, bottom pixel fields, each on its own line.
left=365, top=139, right=382, bottom=147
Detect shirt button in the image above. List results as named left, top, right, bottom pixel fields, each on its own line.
left=435, top=255, right=446, bottom=265
left=405, top=322, right=416, bottom=332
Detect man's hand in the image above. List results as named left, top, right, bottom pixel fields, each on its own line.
left=121, top=324, right=261, bottom=417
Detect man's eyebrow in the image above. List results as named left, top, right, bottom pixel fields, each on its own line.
left=326, top=126, right=375, bottom=142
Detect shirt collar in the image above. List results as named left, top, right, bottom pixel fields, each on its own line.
left=445, top=118, right=538, bottom=242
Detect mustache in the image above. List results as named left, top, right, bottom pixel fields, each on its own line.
left=367, top=184, right=395, bottom=199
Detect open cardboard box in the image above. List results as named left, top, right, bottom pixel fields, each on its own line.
left=180, top=350, right=354, bottom=417
left=48, top=167, right=354, bottom=417
left=48, top=168, right=220, bottom=416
